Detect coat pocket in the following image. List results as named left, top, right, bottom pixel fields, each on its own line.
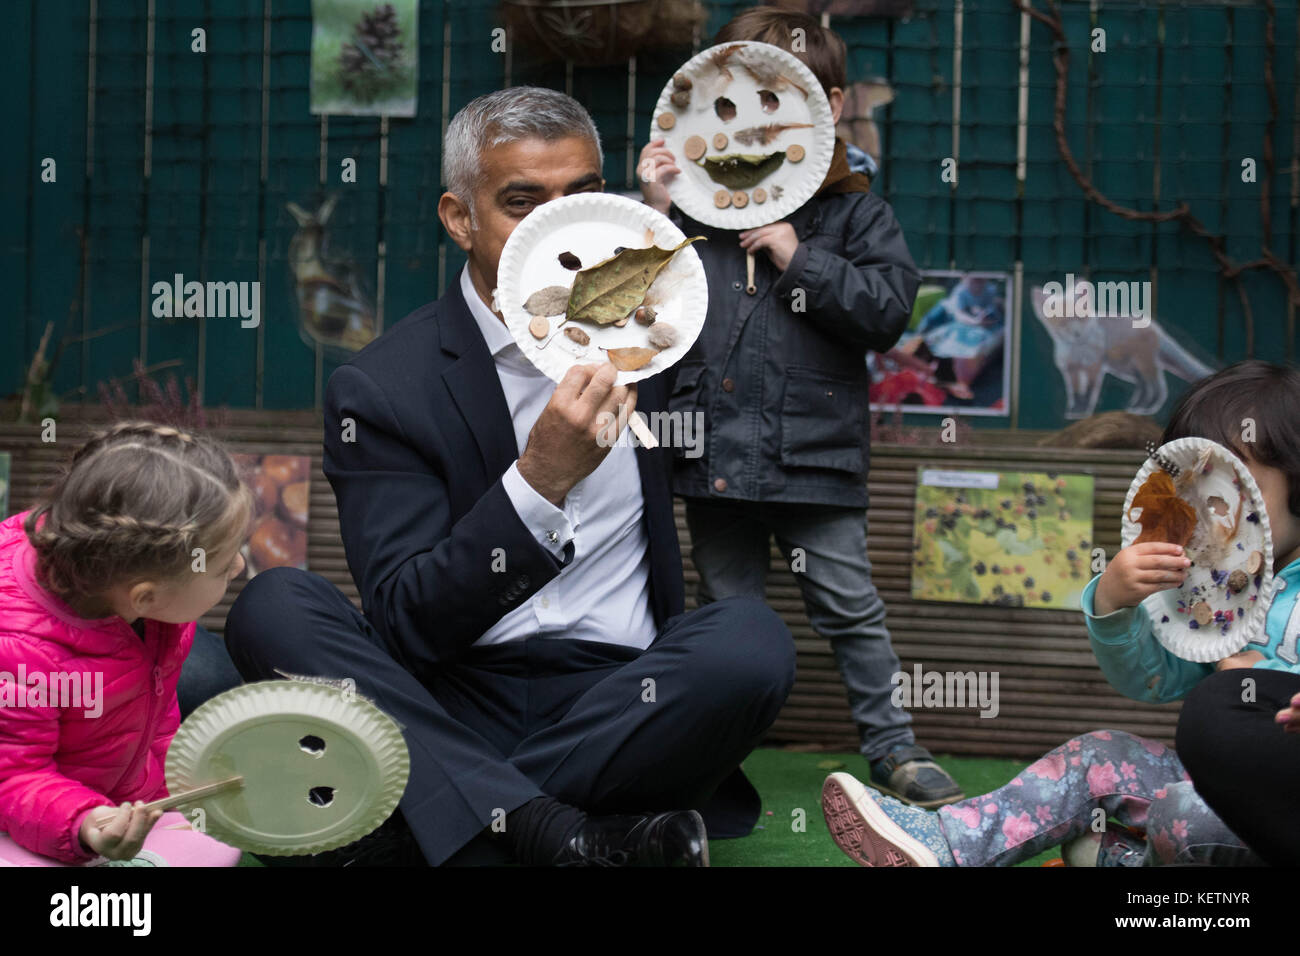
left=779, top=366, right=868, bottom=473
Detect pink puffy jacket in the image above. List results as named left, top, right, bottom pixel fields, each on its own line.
left=0, top=512, right=192, bottom=863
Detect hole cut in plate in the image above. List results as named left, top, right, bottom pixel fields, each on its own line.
left=308, top=786, right=336, bottom=808
left=299, top=734, right=326, bottom=756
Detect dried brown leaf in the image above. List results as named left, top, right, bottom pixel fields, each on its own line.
left=1129, top=470, right=1198, bottom=546
left=604, top=347, right=658, bottom=371
left=524, top=285, right=571, bottom=316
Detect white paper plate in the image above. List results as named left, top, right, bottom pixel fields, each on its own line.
left=650, top=41, right=835, bottom=230
left=166, top=681, right=410, bottom=856
left=1121, top=438, right=1274, bottom=663
left=494, top=192, right=708, bottom=385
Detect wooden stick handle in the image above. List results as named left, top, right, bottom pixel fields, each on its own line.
left=627, top=407, right=658, bottom=449
left=139, top=776, right=244, bottom=814
left=745, top=252, right=757, bottom=294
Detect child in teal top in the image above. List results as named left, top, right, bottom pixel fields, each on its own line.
left=821, top=360, right=1298, bottom=866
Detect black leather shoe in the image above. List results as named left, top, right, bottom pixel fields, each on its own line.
left=551, top=810, right=709, bottom=867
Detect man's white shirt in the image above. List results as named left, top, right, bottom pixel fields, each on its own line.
left=461, top=266, right=657, bottom=650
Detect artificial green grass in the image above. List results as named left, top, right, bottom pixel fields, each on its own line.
left=237, top=749, right=1057, bottom=867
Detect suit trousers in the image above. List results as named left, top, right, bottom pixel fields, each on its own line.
left=1176, top=667, right=1300, bottom=865
left=224, top=567, right=796, bottom=865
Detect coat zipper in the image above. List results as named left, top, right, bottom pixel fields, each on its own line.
left=111, top=620, right=167, bottom=796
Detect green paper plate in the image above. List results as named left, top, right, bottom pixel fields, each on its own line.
left=165, top=680, right=410, bottom=856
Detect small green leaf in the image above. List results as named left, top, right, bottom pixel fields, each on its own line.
left=699, top=152, right=786, bottom=189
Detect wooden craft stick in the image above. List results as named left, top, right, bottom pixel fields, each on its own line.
left=746, top=252, right=757, bottom=294
left=627, top=406, right=659, bottom=449
left=138, top=776, right=244, bottom=814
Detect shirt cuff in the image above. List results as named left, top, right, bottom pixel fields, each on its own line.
left=772, top=242, right=811, bottom=299
left=1080, top=574, right=1139, bottom=643
left=502, top=461, right=574, bottom=559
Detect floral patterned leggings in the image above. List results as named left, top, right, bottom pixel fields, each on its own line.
left=936, top=730, right=1263, bottom=866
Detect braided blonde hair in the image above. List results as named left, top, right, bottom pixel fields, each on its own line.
left=25, top=421, right=253, bottom=604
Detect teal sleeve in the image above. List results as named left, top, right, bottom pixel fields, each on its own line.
left=1081, top=575, right=1214, bottom=703
left=1253, top=658, right=1300, bottom=676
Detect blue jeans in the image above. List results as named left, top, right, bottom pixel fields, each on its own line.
left=683, top=497, right=913, bottom=761
left=177, top=625, right=244, bottom=719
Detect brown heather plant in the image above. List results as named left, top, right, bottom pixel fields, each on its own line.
left=96, top=359, right=226, bottom=432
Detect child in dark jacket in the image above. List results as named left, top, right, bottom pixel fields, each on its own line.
left=639, top=7, right=962, bottom=806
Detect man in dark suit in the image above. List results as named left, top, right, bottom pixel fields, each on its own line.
left=224, top=86, right=796, bottom=867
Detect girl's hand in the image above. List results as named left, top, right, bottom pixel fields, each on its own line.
left=637, top=139, right=678, bottom=215
left=738, top=223, right=799, bottom=273
left=79, top=802, right=163, bottom=861
left=1093, top=542, right=1190, bottom=616
left=1215, top=650, right=1265, bottom=671
left=1275, top=691, right=1300, bottom=732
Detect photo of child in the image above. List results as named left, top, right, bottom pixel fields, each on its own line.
left=869, top=270, right=1011, bottom=416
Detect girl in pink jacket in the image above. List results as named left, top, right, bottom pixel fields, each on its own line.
left=0, top=422, right=253, bottom=865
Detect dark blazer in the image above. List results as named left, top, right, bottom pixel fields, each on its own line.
left=322, top=278, right=686, bottom=677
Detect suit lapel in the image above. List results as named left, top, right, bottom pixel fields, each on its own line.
left=439, top=281, right=519, bottom=482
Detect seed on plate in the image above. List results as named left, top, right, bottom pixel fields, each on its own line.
left=1227, top=569, right=1249, bottom=593
left=656, top=112, right=676, bottom=130
left=613, top=315, right=630, bottom=327
left=557, top=251, right=582, bottom=270
left=713, top=133, right=729, bottom=151
left=786, top=143, right=805, bottom=162
left=564, top=327, right=590, bottom=346
left=671, top=90, right=691, bottom=109
left=714, top=189, right=732, bottom=208
left=528, top=316, right=549, bottom=339
left=635, top=305, right=657, bottom=325
left=672, top=72, right=692, bottom=91
left=683, top=135, right=707, bottom=161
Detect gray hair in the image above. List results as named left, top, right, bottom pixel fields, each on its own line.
left=443, top=86, right=604, bottom=220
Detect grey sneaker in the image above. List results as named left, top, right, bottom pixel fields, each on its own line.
left=869, top=744, right=964, bottom=808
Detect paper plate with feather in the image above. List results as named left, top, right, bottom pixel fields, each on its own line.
left=494, top=193, right=709, bottom=385
left=1121, top=438, right=1274, bottom=662
left=650, top=41, right=835, bottom=230
left=164, top=680, right=409, bottom=856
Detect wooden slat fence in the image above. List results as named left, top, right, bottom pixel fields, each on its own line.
left=0, top=413, right=1172, bottom=758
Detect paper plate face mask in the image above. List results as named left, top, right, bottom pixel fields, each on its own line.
left=494, top=192, right=709, bottom=389
left=651, top=41, right=836, bottom=230
left=1121, top=438, right=1275, bottom=662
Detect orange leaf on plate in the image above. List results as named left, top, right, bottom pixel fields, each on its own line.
left=604, top=347, right=658, bottom=371
left=1129, top=471, right=1198, bottom=546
